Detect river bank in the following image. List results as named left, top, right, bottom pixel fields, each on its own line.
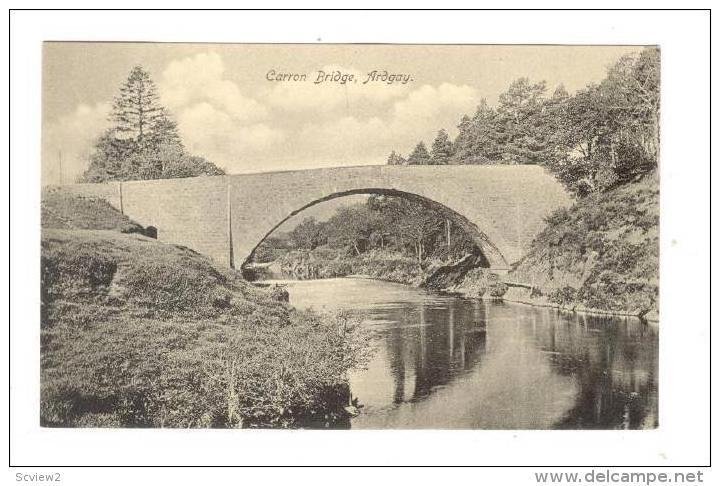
left=504, top=174, right=659, bottom=322
left=265, top=248, right=509, bottom=295
left=266, top=175, right=659, bottom=323
left=41, top=193, right=369, bottom=428
left=443, top=285, right=658, bottom=323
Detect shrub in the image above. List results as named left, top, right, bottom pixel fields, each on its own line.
left=549, top=286, right=577, bottom=306
left=488, top=282, right=508, bottom=298
left=511, top=174, right=658, bottom=314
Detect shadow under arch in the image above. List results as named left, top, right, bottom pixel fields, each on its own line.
left=240, top=188, right=509, bottom=270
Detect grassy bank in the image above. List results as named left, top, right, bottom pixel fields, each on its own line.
left=506, top=174, right=659, bottom=319
left=41, top=196, right=369, bottom=428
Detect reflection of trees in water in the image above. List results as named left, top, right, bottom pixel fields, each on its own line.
left=383, top=299, right=488, bottom=405
left=369, top=294, right=657, bottom=429
left=527, top=311, right=658, bottom=429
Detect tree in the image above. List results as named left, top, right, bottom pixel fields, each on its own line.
left=495, top=78, right=547, bottom=164
left=326, top=206, right=374, bottom=255
left=289, top=217, right=327, bottom=250
left=386, top=151, right=407, bottom=166
left=82, top=65, right=224, bottom=182
left=541, top=48, right=660, bottom=195
left=430, top=129, right=453, bottom=165
left=376, top=49, right=659, bottom=199
left=406, top=142, right=432, bottom=165
left=393, top=199, right=443, bottom=265
left=161, top=154, right=225, bottom=179
left=451, top=99, right=503, bottom=164
left=81, top=130, right=137, bottom=182
left=365, top=196, right=451, bottom=266
left=111, top=66, right=180, bottom=152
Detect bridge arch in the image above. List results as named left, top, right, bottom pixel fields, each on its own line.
left=239, top=188, right=508, bottom=271
left=52, top=165, right=572, bottom=270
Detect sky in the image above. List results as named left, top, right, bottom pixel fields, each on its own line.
left=42, top=43, right=643, bottom=185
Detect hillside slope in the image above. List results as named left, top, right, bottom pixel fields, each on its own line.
left=506, top=173, right=659, bottom=319
left=41, top=196, right=367, bottom=428
left=41, top=190, right=144, bottom=233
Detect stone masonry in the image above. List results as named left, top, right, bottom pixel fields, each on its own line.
left=49, top=165, right=572, bottom=270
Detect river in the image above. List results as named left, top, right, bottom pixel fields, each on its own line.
left=264, top=277, right=658, bottom=430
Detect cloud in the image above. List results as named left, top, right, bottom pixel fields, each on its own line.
left=158, top=52, right=285, bottom=172
left=175, top=102, right=283, bottom=172
left=391, top=83, right=478, bottom=132
left=161, top=52, right=267, bottom=122
left=42, top=52, right=481, bottom=179
left=42, top=102, right=110, bottom=184
left=294, top=83, right=480, bottom=166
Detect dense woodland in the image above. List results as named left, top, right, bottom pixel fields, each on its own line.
left=82, top=66, right=224, bottom=182
left=388, top=48, right=659, bottom=198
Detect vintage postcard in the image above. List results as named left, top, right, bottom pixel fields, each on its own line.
left=39, top=42, right=661, bottom=431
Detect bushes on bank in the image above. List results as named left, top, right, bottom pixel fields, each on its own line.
left=41, top=308, right=368, bottom=428
left=511, top=174, right=658, bottom=315
left=488, top=282, right=508, bottom=298
left=548, top=286, right=577, bottom=306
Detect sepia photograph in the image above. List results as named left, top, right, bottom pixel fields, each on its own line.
left=39, top=42, right=660, bottom=430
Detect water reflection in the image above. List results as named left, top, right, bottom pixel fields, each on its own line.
left=276, top=278, right=658, bottom=430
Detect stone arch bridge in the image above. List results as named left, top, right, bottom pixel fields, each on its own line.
left=51, top=165, right=571, bottom=271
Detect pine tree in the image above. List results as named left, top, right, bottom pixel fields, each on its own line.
left=406, top=142, right=432, bottom=165
left=83, top=65, right=224, bottom=182
left=386, top=150, right=407, bottom=166
left=430, top=129, right=453, bottom=165
left=450, top=100, right=503, bottom=164
left=495, top=78, right=547, bottom=164
left=110, top=66, right=182, bottom=153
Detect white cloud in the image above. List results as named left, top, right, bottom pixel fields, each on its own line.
left=391, top=83, right=478, bottom=132
left=294, top=83, right=480, bottom=165
left=158, top=52, right=285, bottom=172
left=42, top=102, right=110, bottom=185
left=161, top=52, right=267, bottom=122
left=176, top=102, right=283, bottom=172
left=42, top=53, right=481, bottom=180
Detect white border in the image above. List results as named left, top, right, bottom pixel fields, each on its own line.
left=7, top=9, right=711, bottom=472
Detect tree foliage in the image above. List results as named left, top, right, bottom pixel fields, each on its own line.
left=430, top=129, right=453, bottom=165
left=82, top=66, right=224, bottom=182
left=279, top=196, right=477, bottom=267
left=386, top=48, right=660, bottom=197
left=289, top=217, right=327, bottom=250
left=386, top=150, right=407, bottom=166
left=406, top=142, right=432, bottom=166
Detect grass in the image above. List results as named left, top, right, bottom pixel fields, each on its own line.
left=41, top=196, right=369, bottom=428
left=42, top=190, right=144, bottom=233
